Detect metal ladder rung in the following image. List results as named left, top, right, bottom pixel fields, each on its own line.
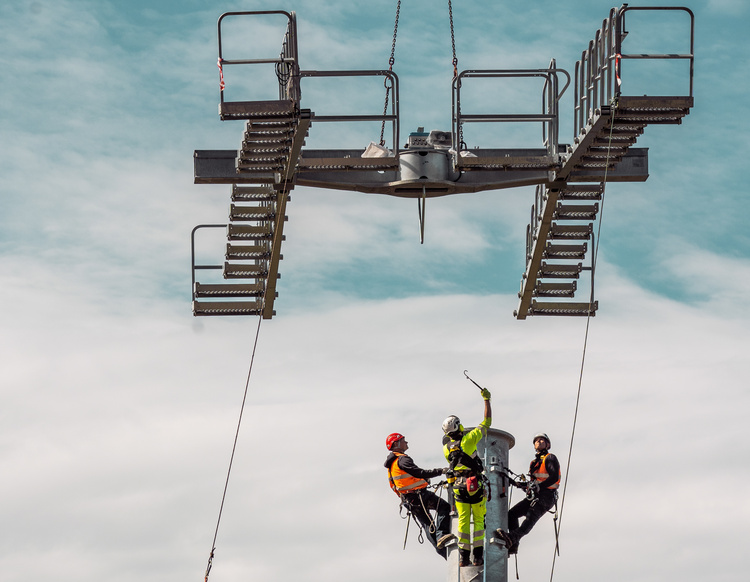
left=223, top=263, right=271, bottom=279
left=549, top=224, right=593, bottom=239
left=226, top=243, right=273, bottom=260
left=236, top=159, right=284, bottom=169
left=193, top=300, right=265, bottom=316
left=239, top=145, right=289, bottom=155
left=527, top=300, right=598, bottom=316
left=231, top=185, right=279, bottom=202
left=533, top=281, right=577, bottom=297
left=544, top=243, right=587, bottom=259
left=558, top=187, right=602, bottom=201
left=229, top=204, right=276, bottom=221
left=194, top=283, right=265, bottom=298
left=539, top=262, right=582, bottom=278
left=241, top=136, right=293, bottom=147
left=227, top=224, right=276, bottom=240
left=554, top=203, right=599, bottom=220
left=244, top=124, right=294, bottom=135
left=220, top=99, right=297, bottom=121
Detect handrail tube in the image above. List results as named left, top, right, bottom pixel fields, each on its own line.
left=574, top=5, right=695, bottom=137
left=220, top=58, right=297, bottom=66
left=452, top=68, right=569, bottom=158
left=191, top=224, right=230, bottom=303
left=299, top=69, right=400, bottom=152
left=217, top=11, right=300, bottom=107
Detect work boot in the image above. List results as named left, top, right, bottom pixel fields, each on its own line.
left=437, top=533, right=456, bottom=549
left=458, top=549, right=471, bottom=567
left=495, top=528, right=512, bottom=547
left=472, top=547, right=484, bottom=567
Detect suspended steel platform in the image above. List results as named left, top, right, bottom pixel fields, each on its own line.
left=191, top=5, right=694, bottom=320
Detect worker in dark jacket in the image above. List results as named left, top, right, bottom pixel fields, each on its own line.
left=385, top=433, right=452, bottom=558
left=497, top=433, right=560, bottom=554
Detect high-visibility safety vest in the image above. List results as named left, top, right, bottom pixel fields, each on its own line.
left=387, top=453, right=429, bottom=495
left=530, top=453, right=560, bottom=490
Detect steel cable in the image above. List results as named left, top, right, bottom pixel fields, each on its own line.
left=203, top=314, right=263, bottom=582
left=548, top=98, right=618, bottom=582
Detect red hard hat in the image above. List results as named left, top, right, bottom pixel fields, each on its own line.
left=386, top=432, right=405, bottom=450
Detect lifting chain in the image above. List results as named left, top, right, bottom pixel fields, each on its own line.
left=448, top=0, right=458, bottom=77
left=380, top=0, right=401, bottom=146
left=448, top=0, right=466, bottom=149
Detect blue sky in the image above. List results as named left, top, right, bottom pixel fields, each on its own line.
left=1, top=1, right=748, bottom=582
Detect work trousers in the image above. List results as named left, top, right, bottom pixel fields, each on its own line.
left=403, top=488, right=452, bottom=559
left=454, top=497, right=486, bottom=553
left=508, top=489, right=556, bottom=545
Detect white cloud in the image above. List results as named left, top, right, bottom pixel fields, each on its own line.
left=1, top=2, right=748, bottom=582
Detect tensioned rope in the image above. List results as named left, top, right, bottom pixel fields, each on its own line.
left=203, top=313, right=263, bottom=582
left=547, top=96, right=619, bottom=582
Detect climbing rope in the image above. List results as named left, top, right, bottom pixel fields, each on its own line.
left=203, top=314, right=264, bottom=582
left=547, top=97, right=619, bottom=582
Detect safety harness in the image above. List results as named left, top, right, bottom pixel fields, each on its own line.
left=445, top=433, right=490, bottom=502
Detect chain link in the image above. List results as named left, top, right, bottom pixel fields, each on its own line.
left=449, top=0, right=458, bottom=77
left=380, top=0, right=401, bottom=145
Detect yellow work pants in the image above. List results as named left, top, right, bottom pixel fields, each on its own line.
left=454, top=498, right=486, bottom=551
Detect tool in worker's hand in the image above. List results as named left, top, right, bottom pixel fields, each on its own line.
left=464, top=370, right=491, bottom=400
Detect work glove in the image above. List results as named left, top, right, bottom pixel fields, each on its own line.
left=480, top=388, right=491, bottom=400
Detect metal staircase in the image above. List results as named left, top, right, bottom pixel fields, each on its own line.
left=514, top=5, right=694, bottom=319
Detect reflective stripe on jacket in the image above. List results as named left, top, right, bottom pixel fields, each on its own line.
left=531, top=453, right=560, bottom=490
left=388, top=452, right=429, bottom=494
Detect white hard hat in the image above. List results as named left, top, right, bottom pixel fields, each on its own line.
left=442, top=415, right=461, bottom=434
left=533, top=433, right=551, bottom=447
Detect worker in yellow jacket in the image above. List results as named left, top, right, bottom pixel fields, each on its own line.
left=441, top=388, right=492, bottom=567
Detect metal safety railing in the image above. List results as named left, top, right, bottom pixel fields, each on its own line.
left=217, top=11, right=301, bottom=107
left=299, top=69, right=400, bottom=155
left=574, top=5, right=695, bottom=135
left=191, top=224, right=228, bottom=303
left=451, top=62, right=570, bottom=157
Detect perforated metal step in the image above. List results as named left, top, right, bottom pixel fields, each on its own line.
left=231, top=185, right=279, bottom=202
left=219, top=99, right=297, bottom=121
left=229, top=204, right=276, bottom=221
left=227, top=224, right=274, bottom=240
left=553, top=203, right=599, bottom=220
left=539, top=262, right=582, bottom=278
left=533, top=281, right=577, bottom=298
left=223, top=263, right=270, bottom=278
left=548, top=224, right=593, bottom=240
left=193, top=300, right=267, bottom=316
left=526, top=301, right=597, bottom=317
left=225, top=243, right=273, bottom=260
left=544, top=243, right=587, bottom=260
left=194, top=283, right=265, bottom=298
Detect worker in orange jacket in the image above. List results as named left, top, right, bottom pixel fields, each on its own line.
left=497, top=433, right=560, bottom=554
left=385, top=433, right=452, bottom=558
